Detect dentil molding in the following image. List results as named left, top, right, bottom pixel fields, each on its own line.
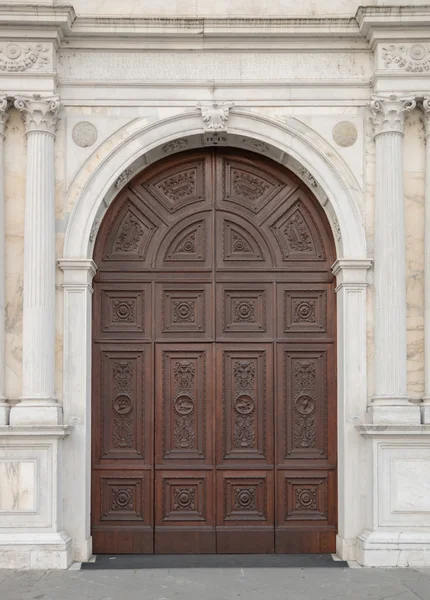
left=14, top=94, right=60, bottom=136
left=369, top=94, right=416, bottom=137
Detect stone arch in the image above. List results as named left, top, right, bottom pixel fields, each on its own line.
left=63, top=110, right=367, bottom=261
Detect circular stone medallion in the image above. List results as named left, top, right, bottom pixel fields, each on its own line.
left=332, top=121, right=358, bottom=148
left=113, top=394, right=133, bottom=415
left=72, top=121, right=98, bottom=148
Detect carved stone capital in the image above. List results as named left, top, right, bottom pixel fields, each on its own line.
left=0, top=94, right=10, bottom=139
left=421, top=97, right=430, bottom=138
left=14, top=94, right=60, bottom=136
left=196, top=101, right=234, bottom=133
left=370, top=94, right=416, bottom=137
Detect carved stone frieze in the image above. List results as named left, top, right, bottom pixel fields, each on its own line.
left=298, top=167, right=317, bottom=188
left=197, top=102, right=234, bottom=132
left=382, top=44, right=430, bottom=72
left=0, top=43, right=49, bottom=72
left=162, top=138, right=188, bottom=154
left=370, top=94, right=416, bottom=137
left=14, top=94, right=60, bottom=136
left=115, top=167, right=135, bottom=189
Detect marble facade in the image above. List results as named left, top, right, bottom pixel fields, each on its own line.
left=1, top=0, right=430, bottom=568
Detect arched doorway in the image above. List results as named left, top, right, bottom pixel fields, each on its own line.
left=91, top=148, right=337, bottom=554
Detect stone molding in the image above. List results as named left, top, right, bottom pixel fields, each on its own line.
left=14, top=94, right=60, bottom=136
left=369, top=94, right=416, bottom=137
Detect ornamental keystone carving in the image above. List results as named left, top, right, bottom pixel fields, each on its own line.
left=382, top=44, right=430, bottom=72
left=197, top=101, right=234, bottom=132
left=14, top=94, right=60, bottom=136
left=370, top=94, right=416, bottom=137
left=0, top=43, right=49, bottom=72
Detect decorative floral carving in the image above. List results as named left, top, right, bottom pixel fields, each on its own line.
left=233, top=362, right=256, bottom=449
left=420, top=97, right=430, bottom=138
left=233, top=300, right=256, bottom=322
left=295, top=487, right=317, bottom=511
left=162, top=138, right=188, bottom=154
left=112, top=300, right=135, bottom=322
left=298, top=167, right=317, bottom=188
left=295, top=361, right=316, bottom=390
left=382, top=44, right=430, bottom=72
left=14, top=94, right=60, bottom=135
left=284, top=212, right=313, bottom=252
left=293, top=300, right=316, bottom=323
left=112, top=361, right=134, bottom=448
left=0, top=43, right=49, bottom=72
left=159, top=171, right=196, bottom=202
left=173, top=361, right=196, bottom=450
left=89, top=218, right=100, bottom=242
left=173, top=300, right=195, bottom=322
left=234, top=487, right=257, bottom=511
left=112, top=487, right=134, bottom=511
left=232, top=170, right=270, bottom=201
left=173, top=488, right=196, bottom=511
left=197, top=101, right=234, bottom=132
left=232, top=230, right=251, bottom=253
left=115, top=167, right=135, bottom=189
left=332, top=216, right=341, bottom=241
left=294, top=361, right=317, bottom=449
left=242, top=138, right=270, bottom=153
left=0, top=95, right=9, bottom=138
left=234, top=361, right=256, bottom=390
left=115, top=213, right=144, bottom=252
left=370, top=94, right=416, bottom=136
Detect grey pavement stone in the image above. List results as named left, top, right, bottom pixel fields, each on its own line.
left=0, top=566, right=430, bottom=600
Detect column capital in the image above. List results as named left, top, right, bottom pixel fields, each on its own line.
left=370, top=94, right=416, bottom=137
left=0, top=94, right=9, bottom=139
left=14, top=94, right=60, bottom=136
left=332, top=258, right=372, bottom=289
left=420, top=97, right=430, bottom=139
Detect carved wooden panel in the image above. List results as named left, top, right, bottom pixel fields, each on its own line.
left=270, top=199, right=326, bottom=262
left=141, top=158, right=206, bottom=213
left=156, top=284, right=212, bottom=339
left=103, top=200, right=158, bottom=262
left=277, top=284, right=331, bottom=338
left=157, top=474, right=212, bottom=523
left=223, top=476, right=267, bottom=521
left=277, top=347, right=328, bottom=460
left=217, top=346, right=272, bottom=463
left=97, top=284, right=151, bottom=340
left=222, top=157, right=286, bottom=213
left=156, top=345, right=212, bottom=462
left=216, top=284, right=272, bottom=338
left=284, top=475, right=328, bottom=522
left=156, top=214, right=213, bottom=269
left=100, top=476, right=145, bottom=521
left=99, top=347, right=150, bottom=460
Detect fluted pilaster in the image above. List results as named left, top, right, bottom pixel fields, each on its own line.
left=422, top=97, right=430, bottom=422
left=0, top=95, right=9, bottom=425
left=369, top=94, right=419, bottom=424
left=10, top=95, right=61, bottom=425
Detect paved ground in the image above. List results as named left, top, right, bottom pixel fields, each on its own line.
left=2, top=564, right=430, bottom=600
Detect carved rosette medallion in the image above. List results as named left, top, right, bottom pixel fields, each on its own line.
left=173, top=361, right=196, bottom=449
left=234, top=487, right=257, bottom=511
left=233, top=361, right=256, bottom=449
left=234, top=300, right=256, bottom=322
left=370, top=94, right=416, bottom=137
left=295, top=487, right=317, bottom=511
left=173, top=300, right=195, bottom=323
left=293, top=300, right=316, bottom=323
left=72, top=121, right=98, bottom=148
left=112, top=300, right=135, bottom=323
left=173, top=488, right=196, bottom=511
left=112, top=487, right=133, bottom=511
left=112, top=361, right=134, bottom=448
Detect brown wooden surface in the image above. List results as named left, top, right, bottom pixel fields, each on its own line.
left=91, top=148, right=337, bottom=554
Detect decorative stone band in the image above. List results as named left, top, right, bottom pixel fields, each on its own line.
left=14, top=94, right=60, bottom=137
left=369, top=94, right=416, bottom=137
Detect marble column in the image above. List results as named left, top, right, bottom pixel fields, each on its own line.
left=369, top=94, right=419, bottom=424
left=422, top=97, right=430, bottom=423
left=0, top=96, right=9, bottom=425
left=10, top=95, right=61, bottom=426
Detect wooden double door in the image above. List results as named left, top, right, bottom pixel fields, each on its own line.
left=91, top=149, right=337, bottom=554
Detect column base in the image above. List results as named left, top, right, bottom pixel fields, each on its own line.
left=72, top=536, right=92, bottom=563
left=0, top=532, right=73, bottom=569
left=369, top=398, right=421, bottom=424
left=0, top=399, right=10, bottom=425
left=9, top=401, right=62, bottom=425
left=356, top=529, right=430, bottom=567
left=422, top=397, right=430, bottom=423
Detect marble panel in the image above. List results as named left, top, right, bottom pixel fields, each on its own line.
left=0, top=461, right=36, bottom=512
